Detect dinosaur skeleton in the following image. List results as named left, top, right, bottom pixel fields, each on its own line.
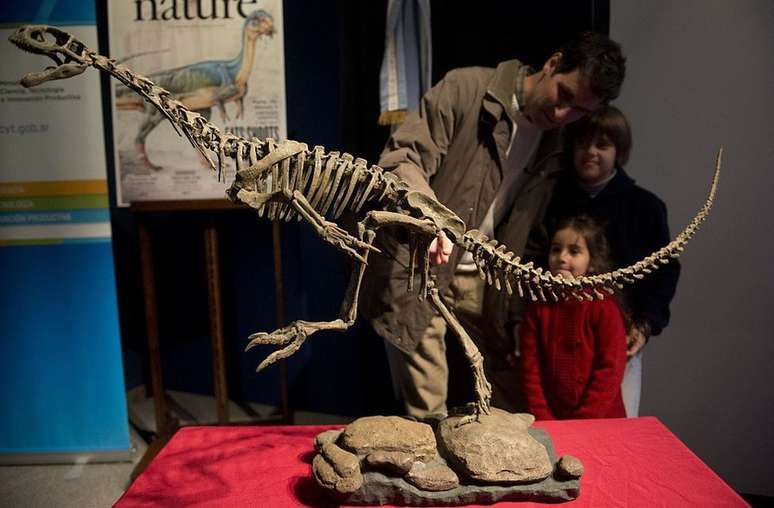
left=10, top=25, right=721, bottom=419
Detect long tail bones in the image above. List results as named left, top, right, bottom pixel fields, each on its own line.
left=10, top=24, right=722, bottom=419
left=467, top=149, right=721, bottom=303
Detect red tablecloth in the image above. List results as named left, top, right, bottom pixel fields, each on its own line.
left=115, top=416, right=746, bottom=507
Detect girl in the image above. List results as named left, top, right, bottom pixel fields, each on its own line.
left=519, top=216, right=627, bottom=419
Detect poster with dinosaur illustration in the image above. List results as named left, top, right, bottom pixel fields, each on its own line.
left=108, top=0, right=286, bottom=206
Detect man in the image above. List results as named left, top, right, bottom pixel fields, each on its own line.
left=359, top=32, right=626, bottom=417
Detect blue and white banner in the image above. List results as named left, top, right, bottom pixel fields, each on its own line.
left=379, top=0, right=432, bottom=125
left=1, top=0, right=130, bottom=461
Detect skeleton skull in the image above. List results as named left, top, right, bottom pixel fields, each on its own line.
left=8, top=25, right=91, bottom=87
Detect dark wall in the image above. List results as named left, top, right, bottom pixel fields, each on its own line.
left=431, top=0, right=609, bottom=77
left=104, top=0, right=607, bottom=419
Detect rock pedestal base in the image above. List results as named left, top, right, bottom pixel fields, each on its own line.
left=311, top=409, right=582, bottom=505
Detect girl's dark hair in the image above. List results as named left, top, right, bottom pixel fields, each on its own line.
left=548, top=215, right=612, bottom=275
left=564, top=105, right=632, bottom=167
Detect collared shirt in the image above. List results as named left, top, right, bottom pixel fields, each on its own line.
left=577, top=168, right=618, bottom=198
left=457, top=66, right=541, bottom=271
left=513, top=63, right=532, bottom=113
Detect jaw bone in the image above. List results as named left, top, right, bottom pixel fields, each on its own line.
left=8, top=25, right=91, bottom=87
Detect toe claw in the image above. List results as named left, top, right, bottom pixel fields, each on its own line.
left=245, top=332, right=268, bottom=351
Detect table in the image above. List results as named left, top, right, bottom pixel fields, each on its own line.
left=115, top=417, right=747, bottom=507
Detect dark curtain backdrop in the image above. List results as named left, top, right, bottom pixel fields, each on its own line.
left=338, top=0, right=609, bottom=169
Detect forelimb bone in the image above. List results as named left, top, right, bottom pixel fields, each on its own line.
left=358, top=210, right=437, bottom=298
left=236, top=187, right=378, bottom=263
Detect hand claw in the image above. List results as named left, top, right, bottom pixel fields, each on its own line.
left=358, top=240, right=380, bottom=253
left=349, top=238, right=378, bottom=255
left=322, top=223, right=346, bottom=239
left=338, top=243, right=368, bottom=264
left=323, top=222, right=378, bottom=262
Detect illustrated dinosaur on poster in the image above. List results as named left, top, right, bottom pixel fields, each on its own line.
left=113, top=10, right=275, bottom=170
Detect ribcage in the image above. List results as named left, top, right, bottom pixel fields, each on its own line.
left=233, top=139, right=389, bottom=222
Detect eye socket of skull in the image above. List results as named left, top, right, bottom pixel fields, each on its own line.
left=68, top=40, right=84, bottom=56
left=49, top=27, right=70, bottom=46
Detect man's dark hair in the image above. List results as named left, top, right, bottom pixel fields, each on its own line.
left=554, top=31, right=626, bottom=102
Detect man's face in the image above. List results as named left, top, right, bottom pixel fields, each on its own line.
left=522, top=53, right=603, bottom=130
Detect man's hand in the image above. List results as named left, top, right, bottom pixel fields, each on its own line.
left=626, top=324, right=648, bottom=358
left=428, top=231, right=453, bottom=266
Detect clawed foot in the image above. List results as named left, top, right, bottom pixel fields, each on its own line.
left=135, top=143, right=162, bottom=171
left=473, top=366, right=493, bottom=417
left=476, top=375, right=492, bottom=415
left=454, top=400, right=492, bottom=427
left=245, top=321, right=310, bottom=372
left=455, top=412, right=478, bottom=427
left=449, top=399, right=489, bottom=427
left=454, top=358, right=493, bottom=426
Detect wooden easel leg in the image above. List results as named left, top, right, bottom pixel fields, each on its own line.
left=204, top=221, right=229, bottom=424
left=138, top=221, right=169, bottom=433
left=133, top=220, right=178, bottom=481
left=271, top=222, right=292, bottom=423
left=129, top=424, right=177, bottom=482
